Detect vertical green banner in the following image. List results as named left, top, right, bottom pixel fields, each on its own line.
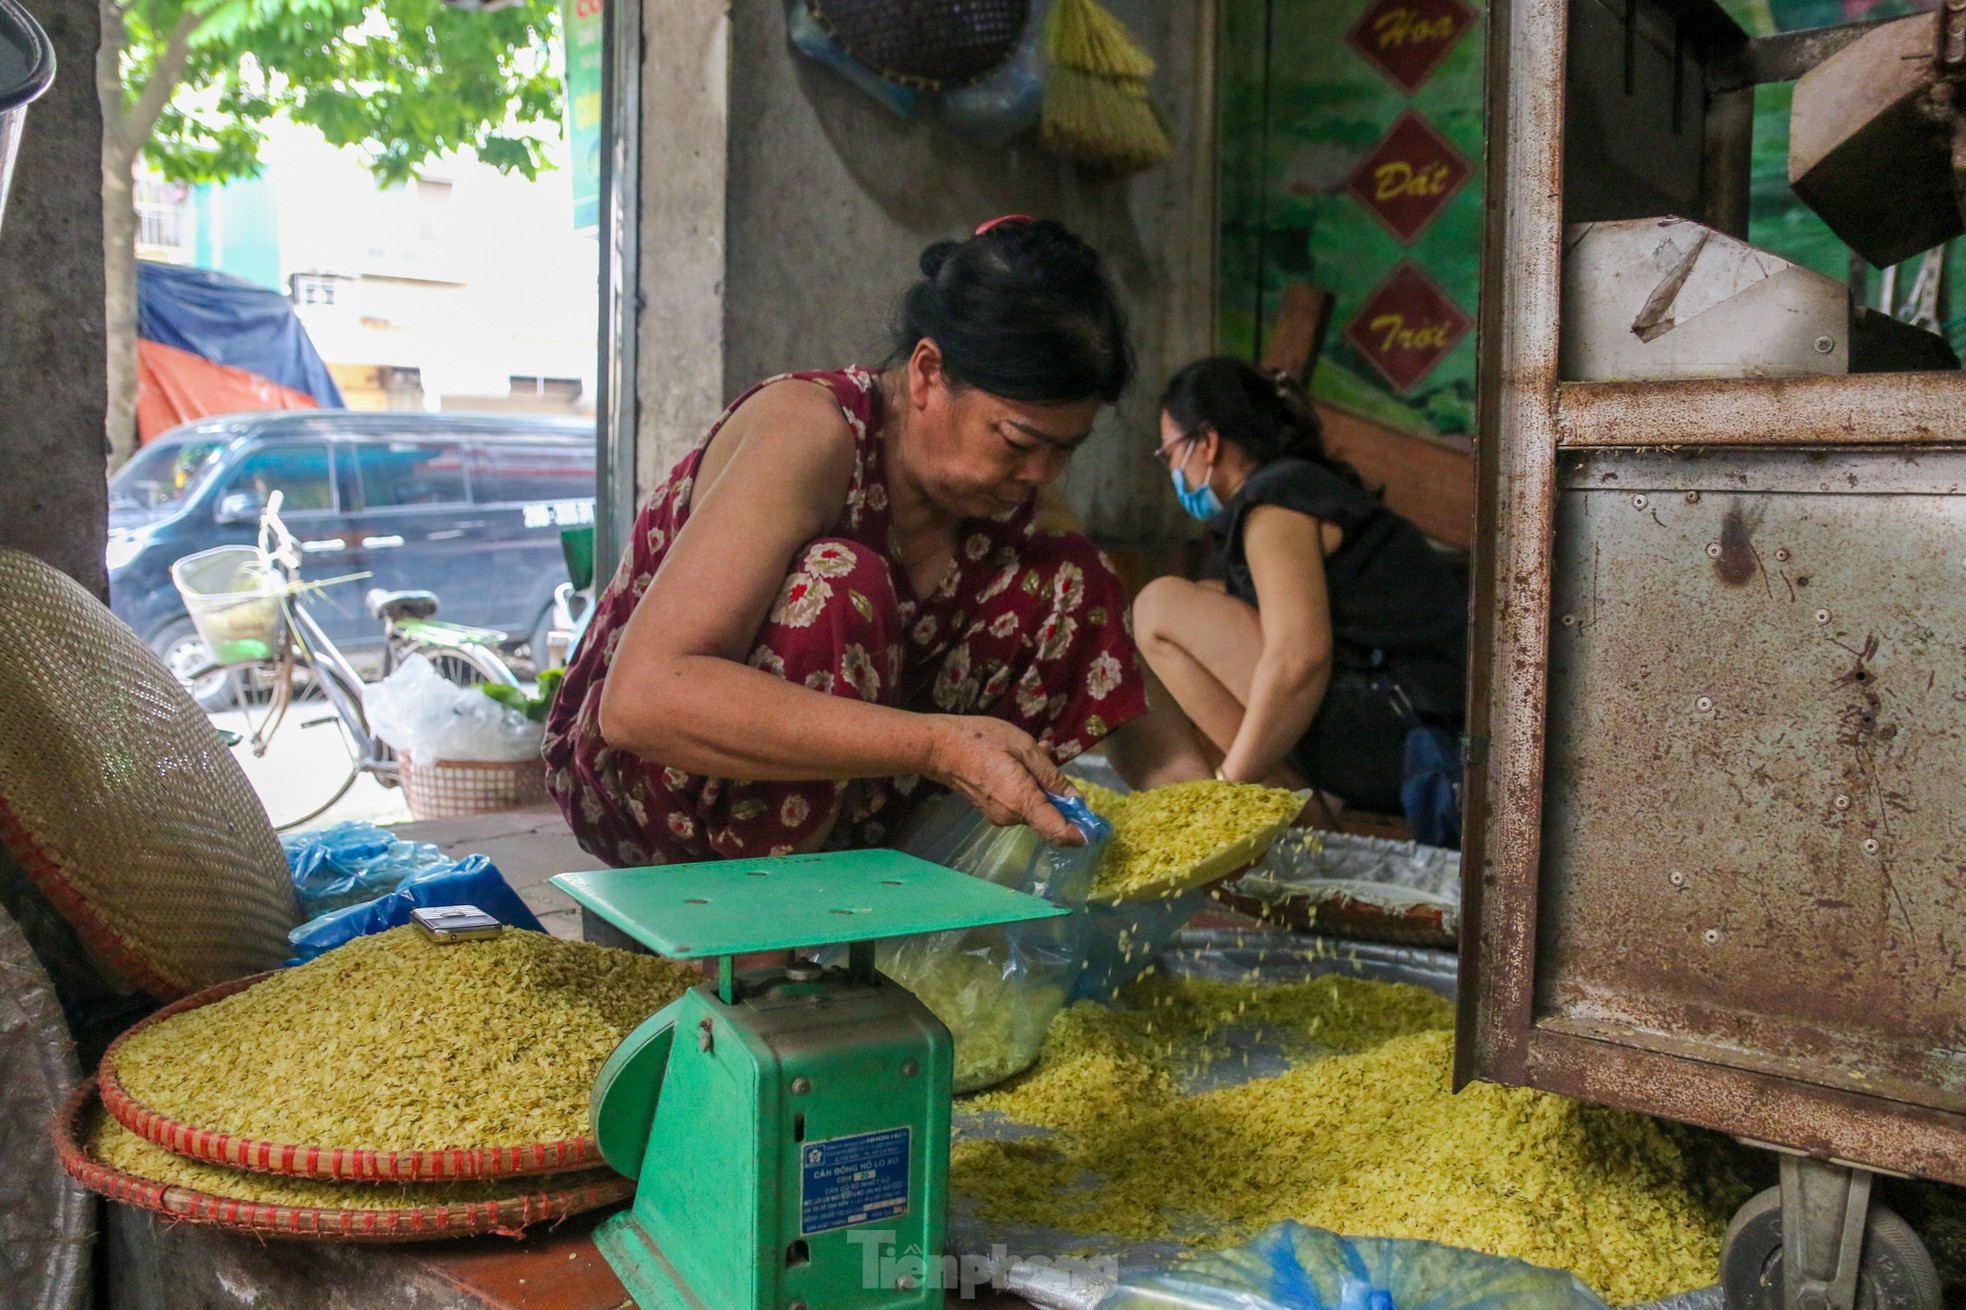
left=1221, top=0, right=1486, bottom=438
left=561, top=0, right=604, bottom=235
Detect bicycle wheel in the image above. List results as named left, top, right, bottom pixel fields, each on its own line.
left=416, top=642, right=518, bottom=689
left=220, top=658, right=365, bottom=832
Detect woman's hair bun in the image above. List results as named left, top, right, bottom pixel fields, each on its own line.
left=919, top=240, right=960, bottom=280
left=889, top=218, right=1134, bottom=406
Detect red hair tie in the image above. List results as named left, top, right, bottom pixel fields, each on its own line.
left=974, top=214, right=1035, bottom=235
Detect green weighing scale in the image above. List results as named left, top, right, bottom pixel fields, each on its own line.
left=552, top=850, right=1066, bottom=1310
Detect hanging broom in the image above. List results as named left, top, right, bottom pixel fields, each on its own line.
left=1040, top=0, right=1173, bottom=175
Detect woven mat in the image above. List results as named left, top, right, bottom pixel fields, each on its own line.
left=59, top=1080, right=630, bottom=1243
left=0, top=549, right=298, bottom=999
left=100, top=971, right=603, bottom=1182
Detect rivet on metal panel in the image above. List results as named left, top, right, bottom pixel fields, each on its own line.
left=1834, top=794, right=1852, bottom=811
left=1696, top=696, right=1715, bottom=713
left=790, top=1300, right=809, bottom=1310
left=901, top=1060, right=919, bottom=1077
left=896, top=1276, right=920, bottom=1291
left=1814, top=335, right=1836, bottom=353
left=1632, top=494, right=1649, bottom=509
left=791, top=1076, right=812, bottom=1095
left=1705, top=542, right=1723, bottom=559
left=1561, top=613, right=1579, bottom=627
left=1704, top=929, right=1722, bottom=944
left=1815, top=609, right=1832, bottom=624
left=1670, top=871, right=1688, bottom=887
left=1863, top=838, right=1881, bottom=855
left=1776, top=548, right=1791, bottom=562
left=1684, top=492, right=1701, bottom=504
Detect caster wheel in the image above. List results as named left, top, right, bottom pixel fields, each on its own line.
left=1722, top=1186, right=1942, bottom=1310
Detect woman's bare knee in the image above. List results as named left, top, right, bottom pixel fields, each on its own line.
left=1132, top=574, right=1201, bottom=647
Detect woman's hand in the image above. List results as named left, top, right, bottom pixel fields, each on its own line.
left=924, top=715, right=1084, bottom=845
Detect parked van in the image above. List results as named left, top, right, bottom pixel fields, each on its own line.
left=109, top=411, right=596, bottom=706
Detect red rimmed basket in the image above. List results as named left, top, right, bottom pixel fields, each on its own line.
left=57, top=1079, right=631, bottom=1243
left=99, top=972, right=604, bottom=1182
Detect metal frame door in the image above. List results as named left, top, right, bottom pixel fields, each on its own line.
left=1462, top=0, right=1966, bottom=1184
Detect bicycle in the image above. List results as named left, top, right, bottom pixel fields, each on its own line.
left=177, top=491, right=520, bottom=831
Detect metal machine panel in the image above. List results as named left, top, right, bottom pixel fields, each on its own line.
left=1560, top=218, right=1850, bottom=380
left=1468, top=0, right=1966, bottom=1221
left=1539, top=448, right=1966, bottom=1115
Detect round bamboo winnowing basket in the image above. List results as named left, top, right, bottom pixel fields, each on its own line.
left=98, top=972, right=605, bottom=1183
left=59, top=1080, right=631, bottom=1243
left=805, top=0, right=1029, bottom=89
left=0, top=549, right=298, bottom=1000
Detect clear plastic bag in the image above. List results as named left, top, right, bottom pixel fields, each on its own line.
left=1073, top=887, right=1212, bottom=1002
left=1104, top=1220, right=1609, bottom=1310
left=868, top=790, right=1110, bottom=1093
left=280, top=820, right=449, bottom=918
left=362, top=654, right=541, bottom=763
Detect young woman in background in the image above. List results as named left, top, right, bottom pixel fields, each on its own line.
left=1132, top=357, right=1466, bottom=815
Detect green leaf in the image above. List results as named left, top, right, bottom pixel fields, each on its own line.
left=479, top=667, right=566, bottom=722
left=127, top=0, right=564, bottom=186
left=849, top=590, right=874, bottom=622
left=481, top=683, right=530, bottom=712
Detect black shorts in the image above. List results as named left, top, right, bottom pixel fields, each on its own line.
left=1286, top=674, right=1409, bottom=814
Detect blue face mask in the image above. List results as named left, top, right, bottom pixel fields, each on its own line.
left=1172, top=449, right=1222, bottom=520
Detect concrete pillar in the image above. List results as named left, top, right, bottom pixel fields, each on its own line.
left=0, top=0, right=108, bottom=597
left=633, top=0, right=730, bottom=498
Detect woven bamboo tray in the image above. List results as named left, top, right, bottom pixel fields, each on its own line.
left=58, top=1080, right=631, bottom=1243
left=99, top=971, right=604, bottom=1182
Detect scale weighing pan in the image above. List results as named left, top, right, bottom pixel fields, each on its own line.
left=552, top=848, right=1066, bottom=959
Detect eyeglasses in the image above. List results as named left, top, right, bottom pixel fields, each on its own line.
left=1151, top=433, right=1198, bottom=467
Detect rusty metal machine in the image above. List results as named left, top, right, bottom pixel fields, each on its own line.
left=1469, top=2, right=1966, bottom=1309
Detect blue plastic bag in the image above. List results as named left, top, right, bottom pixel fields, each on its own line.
left=858, top=790, right=1109, bottom=1092
left=937, top=0, right=1047, bottom=146
left=1372, top=674, right=1463, bottom=850
left=281, top=821, right=448, bottom=918
left=1103, top=1221, right=1609, bottom=1310
left=785, top=0, right=920, bottom=120
left=1400, top=725, right=1462, bottom=850
left=286, top=856, right=546, bottom=964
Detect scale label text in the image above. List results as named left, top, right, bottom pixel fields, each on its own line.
left=800, top=1127, right=911, bottom=1236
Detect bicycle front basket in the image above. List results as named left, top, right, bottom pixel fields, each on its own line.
left=170, top=546, right=284, bottom=667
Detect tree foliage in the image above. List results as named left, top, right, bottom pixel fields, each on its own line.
left=110, top=0, right=564, bottom=187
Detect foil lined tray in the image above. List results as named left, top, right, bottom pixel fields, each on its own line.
left=946, top=930, right=1716, bottom=1310
left=1219, top=831, right=1461, bottom=948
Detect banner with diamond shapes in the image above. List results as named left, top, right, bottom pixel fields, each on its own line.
left=1347, top=0, right=1477, bottom=94
left=1342, top=262, right=1473, bottom=393
left=1344, top=111, right=1473, bottom=245
left=1220, top=0, right=1485, bottom=428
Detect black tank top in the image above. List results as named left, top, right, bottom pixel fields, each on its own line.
left=1214, top=458, right=1467, bottom=721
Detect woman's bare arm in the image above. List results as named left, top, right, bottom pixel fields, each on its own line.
left=1217, top=505, right=1334, bottom=783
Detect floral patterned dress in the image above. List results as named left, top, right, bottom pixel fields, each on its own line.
left=543, top=368, right=1149, bottom=867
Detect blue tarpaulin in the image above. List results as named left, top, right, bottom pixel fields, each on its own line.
left=136, top=260, right=343, bottom=409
